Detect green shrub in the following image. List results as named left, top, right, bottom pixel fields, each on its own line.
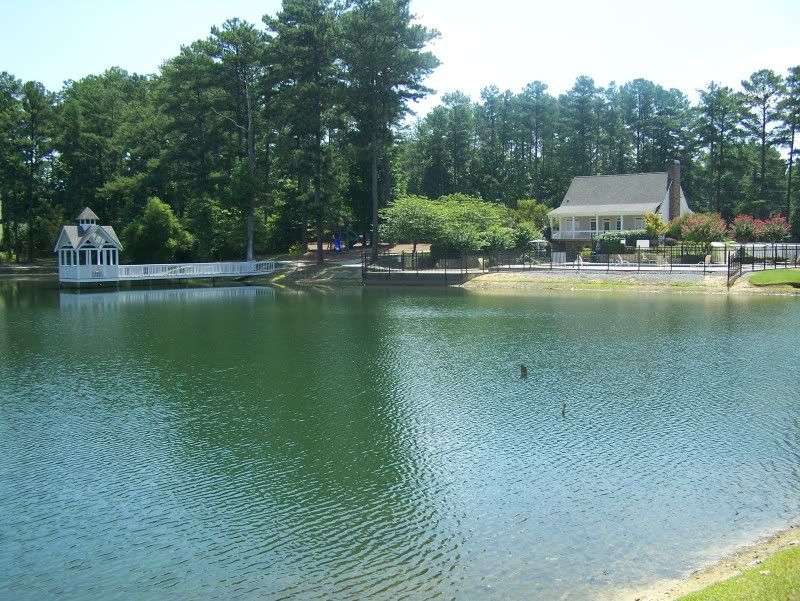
left=381, top=193, right=521, bottom=253
left=379, top=194, right=444, bottom=252
left=596, top=231, right=626, bottom=253
left=666, top=215, right=686, bottom=239
left=644, top=212, right=667, bottom=239
left=513, top=199, right=550, bottom=231
left=122, top=197, right=193, bottom=263
left=484, top=225, right=516, bottom=251
left=514, top=220, right=543, bottom=248
left=596, top=229, right=648, bottom=252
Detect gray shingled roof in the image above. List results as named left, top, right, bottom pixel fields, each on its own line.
left=77, top=207, right=99, bottom=221
left=549, top=172, right=668, bottom=217
left=53, top=224, right=123, bottom=251
left=55, top=226, right=80, bottom=250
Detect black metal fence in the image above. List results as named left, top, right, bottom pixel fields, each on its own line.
left=727, top=247, right=744, bottom=287
left=362, top=250, right=487, bottom=278
left=363, top=243, right=800, bottom=285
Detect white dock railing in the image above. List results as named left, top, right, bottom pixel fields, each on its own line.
left=58, top=260, right=277, bottom=283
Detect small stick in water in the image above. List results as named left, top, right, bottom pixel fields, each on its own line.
left=520, top=365, right=528, bottom=379
left=561, top=400, right=566, bottom=418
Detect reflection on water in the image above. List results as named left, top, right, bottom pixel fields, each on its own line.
left=58, top=285, right=276, bottom=310
left=1, top=281, right=799, bottom=600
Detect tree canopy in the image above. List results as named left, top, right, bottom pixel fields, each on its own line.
left=0, top=3, right=798, bottom=264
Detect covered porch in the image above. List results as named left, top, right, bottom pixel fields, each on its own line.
left=549, top=214, right=645, bottom=241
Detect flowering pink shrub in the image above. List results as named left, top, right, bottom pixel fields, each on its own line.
left=756, top=214, right=790, bottom=242
left=680, top=213, right=727, bottom=242
left=729, top=215, right=758, bottom=242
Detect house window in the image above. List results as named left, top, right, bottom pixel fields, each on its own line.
left=590, top=219, right=597, bottom=232
left=616, top=218, right=622, bottom=231
left=635, top=217, right=643, bottom=229
left=603, top=219, right=611, bottom=231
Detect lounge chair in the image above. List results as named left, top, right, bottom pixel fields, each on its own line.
left=615, top=255, right=630, bottom=266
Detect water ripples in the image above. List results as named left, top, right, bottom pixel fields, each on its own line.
left=1, top=285, right=799, bottom=599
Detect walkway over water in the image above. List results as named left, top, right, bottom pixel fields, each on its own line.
left=58, top=260, right=279, bottom=284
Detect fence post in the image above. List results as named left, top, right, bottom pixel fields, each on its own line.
left=727, top=251, right=731, bottom=284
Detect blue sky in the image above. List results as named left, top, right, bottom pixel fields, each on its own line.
left=2, top=0, right=799, bottom=114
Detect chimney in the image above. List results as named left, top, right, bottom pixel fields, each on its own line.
left=668, top=160, right=681, bottom=221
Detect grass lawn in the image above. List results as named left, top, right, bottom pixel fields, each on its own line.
left=749, top=269, right=800, bottom=287
left=678, top=546, right=800, bottom=600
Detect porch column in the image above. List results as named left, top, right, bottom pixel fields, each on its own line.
left=620, top=214, right=624, bottom=231
left=572, top=216, right=576, bottom=239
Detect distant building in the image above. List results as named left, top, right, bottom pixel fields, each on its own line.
left=53, top=207, right=123, bottom=273
left=548, top=161, right=692, bottom=243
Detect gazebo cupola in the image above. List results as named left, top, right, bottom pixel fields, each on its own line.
left=77, top=207, right=99, bottom=234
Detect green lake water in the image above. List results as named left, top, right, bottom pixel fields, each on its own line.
left=1, top=280, right=799, bottom=599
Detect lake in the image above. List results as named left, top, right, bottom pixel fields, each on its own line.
left=1, top=280, right=798, bottom=599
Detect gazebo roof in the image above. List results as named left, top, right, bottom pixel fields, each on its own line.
left=77, top=207, right=99, bottom=221
left=54, top=224, right=123, bottom=251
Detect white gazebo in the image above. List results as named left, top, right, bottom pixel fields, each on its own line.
left=53, top=207, right=278, bottom=285
left=53, top=207, right=122, bottom=280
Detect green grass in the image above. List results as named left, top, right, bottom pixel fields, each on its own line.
left=749, top=269, right=800, bottom=287
left=678, top=546, right=800, bottom=601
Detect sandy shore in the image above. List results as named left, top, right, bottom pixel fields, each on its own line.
left=601, top=523, right=800, bottom=600
left=460, top=269, right=800, bottom=297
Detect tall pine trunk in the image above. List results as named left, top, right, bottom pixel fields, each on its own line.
left=245, top=83, right=256, bottom=262
left=315, top=129, right=324, bottom=265
left=788, top=118, right=796, bottom=217
left=370, top=127, right=379, bottom=261
left=26, top=157, right=34, bottom=263
left=760, top=104, right=767, bottom=196
left=300, top=174, right=309, bottom=255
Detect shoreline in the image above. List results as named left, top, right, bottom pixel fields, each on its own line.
left=460, top=269, right=800, bottom=297
left=3, top=262, right=800, bottom=298
left=604, top=522, right=800, bottom=600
